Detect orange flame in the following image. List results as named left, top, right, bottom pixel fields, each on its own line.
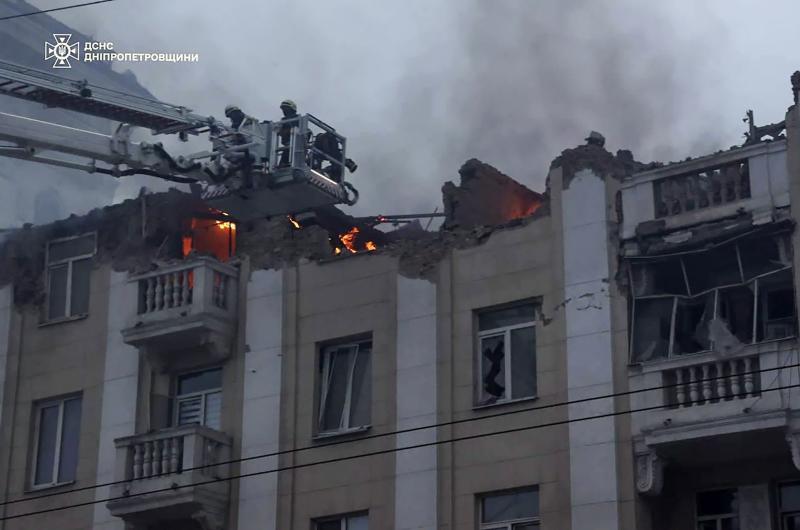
left=340, top=226, right=359, bottom=253
left=366, top=241, right=377, bottom=251
left=288, top=215, right=301, bottom=229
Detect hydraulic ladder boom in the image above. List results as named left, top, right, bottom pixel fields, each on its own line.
left=0, top=60, right=358, bottom=220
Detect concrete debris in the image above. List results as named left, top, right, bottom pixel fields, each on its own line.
left=552, top=133, right=643, bottom=189
left=441, top=159, right=544, bottom=230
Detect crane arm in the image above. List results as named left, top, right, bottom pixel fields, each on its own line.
left=0, top=111, right=206, bottom=181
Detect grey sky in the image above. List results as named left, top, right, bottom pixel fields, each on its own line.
left=27, top=0, right=800, bottom=217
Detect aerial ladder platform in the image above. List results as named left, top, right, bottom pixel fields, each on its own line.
left=0, top=59, right=358, bottom=220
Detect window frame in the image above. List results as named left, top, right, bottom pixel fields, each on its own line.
left=173, top=366, right=223, bottom=430
left=475, top=302, right=538, bottom=407
left=628, top=233, right=796, bottom=363
left=778, top=480, right=800, bottom=530
left=30, top=394, right=82, bottom=490
left=44, top=232, right=96, bottom=322
left=478, top=486, right=541, bottom=530
left=314, top=511, right=369, bottom=530
left=316, top=338, right=372, bottom=437
left=694, top=487, right=739, bottom=530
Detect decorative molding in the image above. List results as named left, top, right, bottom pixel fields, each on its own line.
left=786, top=430, right=800, bottom=471
left=635, top=448, right=664, bottom=496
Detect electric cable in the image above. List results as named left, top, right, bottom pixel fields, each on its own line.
left=2, top=360, right=797, bottom=512
left=2, top=379, right=798, bottom=521
left=0, top=0, right=115, bottom=21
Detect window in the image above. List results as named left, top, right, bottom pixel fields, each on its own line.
left=174, top=368, right=222, bottom=430
left=696, top=489, right=738, bottom=530
left=32, top=395, right=82, bottom=488
left=45, top=233, right=95, bottom=321
left=479, top=487, right=540, bottom=529
left=780, top=481, right=800, bottom=530
left=477, top=302, right=537, bottom=405
left=629, top=233, right=796, bottom=362
left=318, top=339, right=371, bottom=434
left=315, top=513, right=368, bottom=530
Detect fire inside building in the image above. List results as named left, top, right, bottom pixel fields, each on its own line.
left=0, top=48, right=798, bottom=530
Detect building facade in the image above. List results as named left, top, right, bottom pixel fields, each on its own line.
left=0, top=78, right=797, bottom=530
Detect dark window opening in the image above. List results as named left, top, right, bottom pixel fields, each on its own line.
left=182, top=216, right=236, bottom=262
left=673, top=294, right=713, bottom=355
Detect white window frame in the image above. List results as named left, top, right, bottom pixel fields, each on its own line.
left=778, top=480, right=800, bottom=530
left=45, top=232, right=96, bottom=321
left=695, top=488, right=739, bottom=530
left=476, top=306, right=537, bottom=406
left=174, top=367, right=222, bottom=430
left=479, top=488, right=540, bottom=530
left=30, top=395, right=81, bottom=489
left=315, top=512, right=368, bottom=530
left=317, top=340, right=371, bottom=435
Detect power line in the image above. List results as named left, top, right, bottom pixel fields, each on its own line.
left=5, top=359, right=793, bottom=507
left=0, top=0, right=116, bottom=22
left=3, top=380, right=799, bottom=522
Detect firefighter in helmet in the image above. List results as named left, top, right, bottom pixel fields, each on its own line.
left=278, top=99, right=298, bottom=166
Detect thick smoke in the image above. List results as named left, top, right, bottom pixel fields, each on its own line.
left=25, top=0, right=797, bottom=217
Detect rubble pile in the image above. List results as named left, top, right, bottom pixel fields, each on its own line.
left=442, top=159, right=544, bottom=229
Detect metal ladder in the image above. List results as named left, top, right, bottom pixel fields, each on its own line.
left=0, top=59, right=211, bottom=135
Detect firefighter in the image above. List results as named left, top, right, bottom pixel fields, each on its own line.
left=312, top=130, right=358, bottom=183
left=278, top=99, right=298, bottom=167
left=222, top=104, right=256, bottom=187
left=224, top=104, right=255, bottom=131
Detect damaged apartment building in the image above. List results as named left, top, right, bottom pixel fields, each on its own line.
left=0, top=73, right=798, bottom=530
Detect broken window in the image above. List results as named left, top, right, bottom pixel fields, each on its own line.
left=318, top=339, right=371, bottom=434
left=696, top=489, right=738, bottom=530
left=630, top=233, right=796, bottom=362
left=477, top=302, right=537, bottom=405
left=479, top=487, right=540, bottom=529
left=174, top=367, right=222, bottom=430
left=182, top=215, right=236, bottom=262
left=779, top=481, right=800, bottom=530
left=45, top=233, right=95, bottom=321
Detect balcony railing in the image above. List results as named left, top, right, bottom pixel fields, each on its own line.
left=107, top=424, right=231, bottom=529
left=663, top=354, right=760, bottom=408
left=121, top=256, right=239, bottom=366
left=653, top=160, right=750, bottom=218
left=134, top=256, right=236, bottom=322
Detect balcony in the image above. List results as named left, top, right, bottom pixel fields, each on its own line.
left=121, top=257, right=238, bottom=369
left=107, top=425, right=231, bottom=530
left=629, top=343, right=800, bottom=495
left=620, top=140, right=789, bottom=239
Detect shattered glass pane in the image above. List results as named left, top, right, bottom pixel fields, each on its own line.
left=632, top=298, right=673, bottom=361
left=673, top=293, right=714, bottom=355
left=683, top=244, right=742, bottom=293
left=631, top=258, right=687, bottom=296
left=756, top=269, right=796, bottom=341
left=480, top=334, right=506, bottom=402
left=697, top=489, right=738, bottom=516
left=479, top=304, right=536, bottom=331
left=717, top=285, right=755, bottom=344
left=740, top=235, right=788, bottom=280
left=510, top=326, right=536, bottom=399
